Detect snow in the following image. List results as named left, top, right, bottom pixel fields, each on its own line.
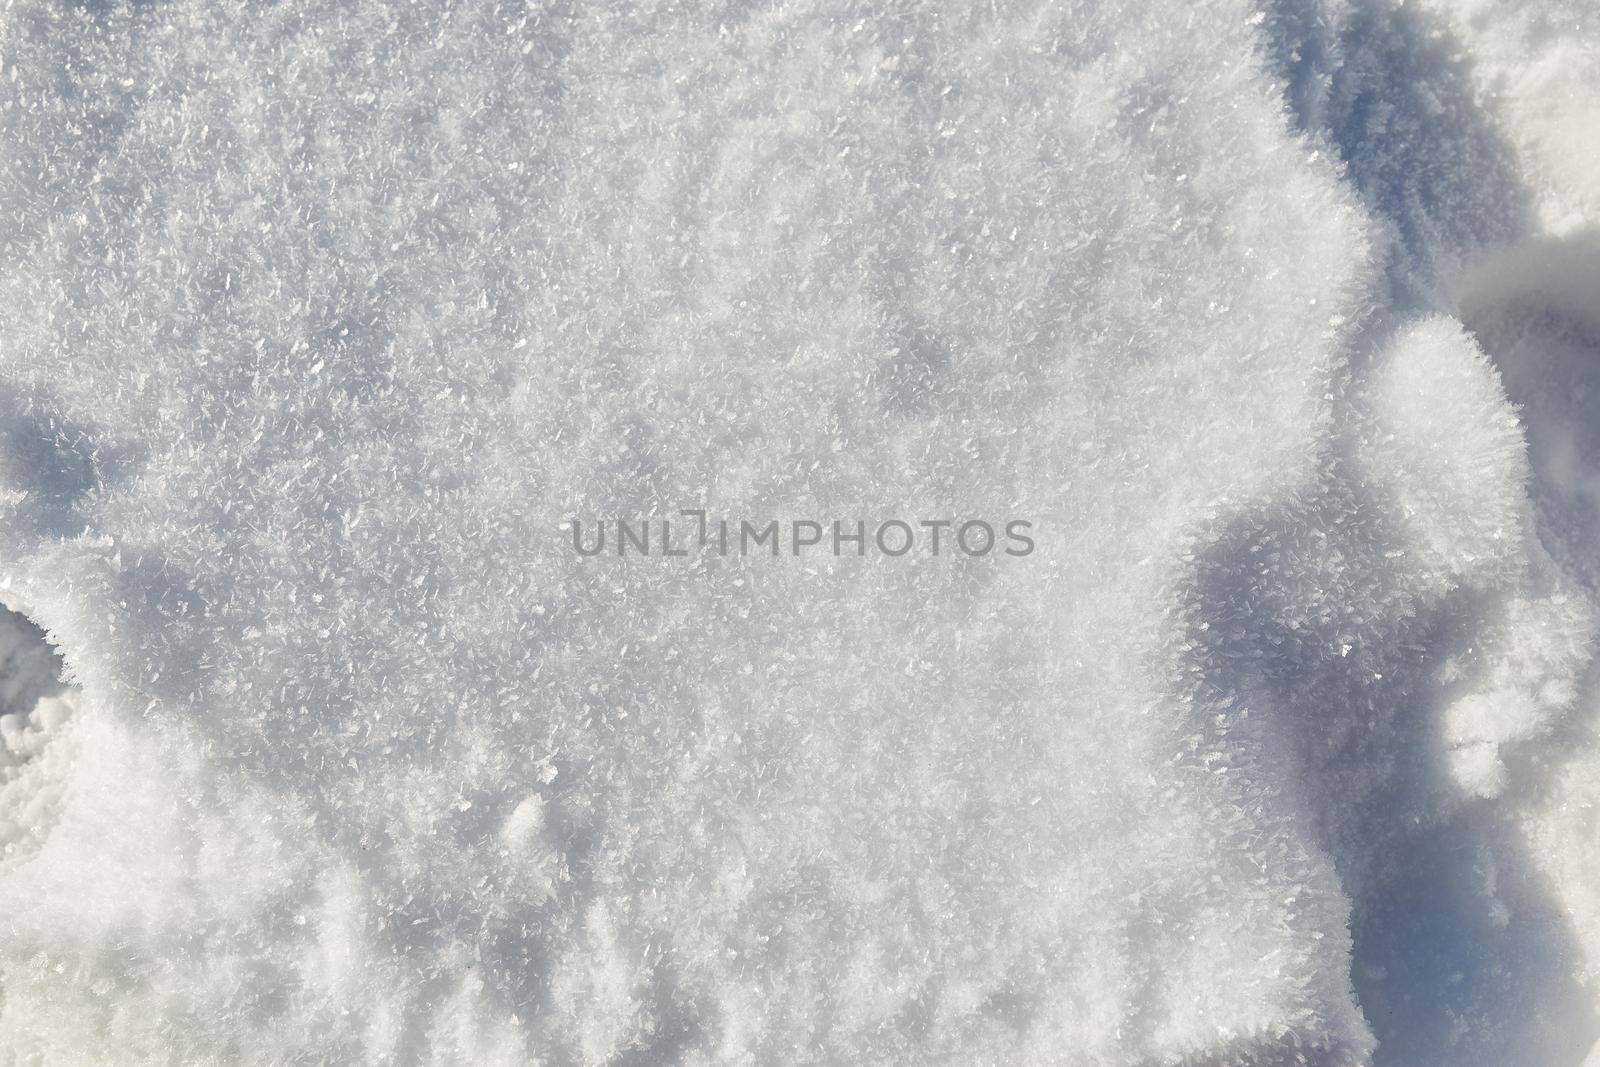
left=0, top=0, right=1595, bottom=1063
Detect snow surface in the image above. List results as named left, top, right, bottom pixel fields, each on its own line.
left=0, top=0, right=1596, bottom=1063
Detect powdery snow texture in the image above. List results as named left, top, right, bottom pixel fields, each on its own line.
left=0, top=0, right=1596, bottom=1064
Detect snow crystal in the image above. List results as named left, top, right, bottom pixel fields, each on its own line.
left=0, top=0, right=1595, bottom=1064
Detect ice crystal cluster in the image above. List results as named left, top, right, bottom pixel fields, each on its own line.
left=0, top=0, right=1597, bottom=1063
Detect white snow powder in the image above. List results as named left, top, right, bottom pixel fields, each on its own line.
left=0, top=0, right=1595, bottom=1064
